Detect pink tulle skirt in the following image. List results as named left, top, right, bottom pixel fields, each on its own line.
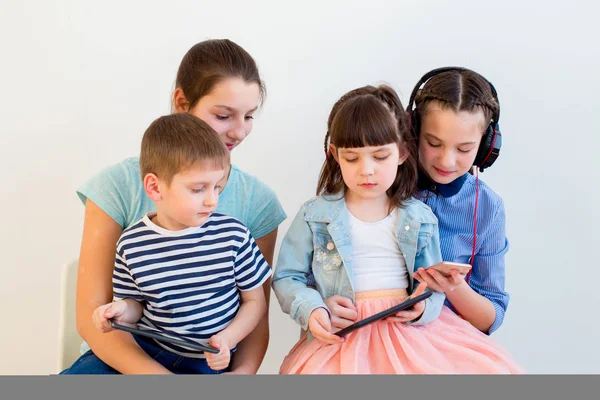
left=280, top=289, right=524, bottom=374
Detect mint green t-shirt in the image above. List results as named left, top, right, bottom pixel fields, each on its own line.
left=77, top=157, right=287, bottom=239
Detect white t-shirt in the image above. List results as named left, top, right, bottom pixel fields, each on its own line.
left=349, top=208, right=409, bottom=292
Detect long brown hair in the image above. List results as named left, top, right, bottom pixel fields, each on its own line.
left=175, top=39, right=266, bottom=110
left=317, top=85, right=418, bottom=210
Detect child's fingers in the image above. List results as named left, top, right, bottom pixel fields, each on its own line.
left=208, top=336, right=221, bottom=350
left=427, top=269, right=455, bottom=291
left=414, top=269, right=442, bottom=291
left=393, top=308, right=422, bottom=321
left=311, top=319, right=343, bottom=344
left=95, top=303, right=112, bottom=317
left=104, top=300, right=129, bottom=319
left=103, top=306, right=116, bottom=319
left=413, top=271, right=423, bottom=282
left=310, top=319, right=330, bottom=338
left=93, top=304, right=114, bottom=332
left=331, top=305, right=358, bottom=322
left=206, top=352, right=230, bottom=371
left=414, top=268, right=434, bottom=285
left=315, top=332, right=343, bottom=345
left=388, top=292, right=426, bottom=323
left=411, top=282, right=427, bottom=297
left=330, top=314, right=357, bottom=330
left=334, top=296, right=357, bottom=311
left=207, top=359, right=226, bottom=370
left=325, top=296, right=357, bottom=323
left=449, top=270, right=464, bottom=285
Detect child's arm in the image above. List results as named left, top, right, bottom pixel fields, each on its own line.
left=416, top=200, right=509, bottom=333
left=205, top=286, right=267, bottom=371
left=272, top=207, right=330, bottom=331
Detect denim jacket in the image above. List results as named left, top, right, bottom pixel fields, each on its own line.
left=272, top=193, right=445, bottom=331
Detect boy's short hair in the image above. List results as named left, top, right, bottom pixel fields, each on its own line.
left=140, top=114, right=230, bottom=184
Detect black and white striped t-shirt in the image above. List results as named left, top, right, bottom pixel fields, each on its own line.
left=112, top=212, right=272, bottom=358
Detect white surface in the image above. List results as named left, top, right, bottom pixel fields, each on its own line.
left=57, top=260, right=82, bottom=373
left=1, top=0, right=598, bottom=374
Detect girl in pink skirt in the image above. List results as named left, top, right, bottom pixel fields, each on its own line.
left=271, top=84, right=523, bottom=374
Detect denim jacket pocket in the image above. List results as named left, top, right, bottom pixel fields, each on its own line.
left=312, top=229, right=343, bottom=273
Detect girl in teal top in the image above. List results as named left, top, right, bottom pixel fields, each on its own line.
left=62, top=39, right=286, bottom=375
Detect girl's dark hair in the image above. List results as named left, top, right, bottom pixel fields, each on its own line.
left=414, top=69, right=499, bottom=129
left=175, top=39, right=266, bottom=110
left=317, top=85, right=418, bottom=210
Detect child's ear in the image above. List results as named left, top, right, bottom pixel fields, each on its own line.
left=173, top=87, right=191, bottom=113
left=329, top=144, right=339, bottom=163
left=398, top=143, right=410, bottom=165
left=144, top=173, right=163, bottom=201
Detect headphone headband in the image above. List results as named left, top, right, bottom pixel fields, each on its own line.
left=407, top=66, right=500, bottom=125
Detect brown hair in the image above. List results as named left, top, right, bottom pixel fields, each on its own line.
left=317, top=85, right=418, bottom=209
left=175, top=39, right=266, bottom=110
left=140, top=113, right=229, bottom=185
left=414, top=69, right=498, bottom=130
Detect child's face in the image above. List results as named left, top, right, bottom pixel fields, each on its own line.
left=333, top=143, right=406, bottom=202
left=418, top=102, right=487, bottom=184
left=190, top=77, right=260, bottom=152
left=156, top=163, right=226, bottom=230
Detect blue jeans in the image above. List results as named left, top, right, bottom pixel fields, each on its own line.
left=60, top=335, right=230, bottom=375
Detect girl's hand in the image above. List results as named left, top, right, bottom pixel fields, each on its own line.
left=308, top=308, right=344, bottom=344
left=92, top=299, right=141, bottom=333
left=385, top=283, right=428, bottom=323
left=205, top=334, right=232, bottom=372
left=324, top=295, right=358, bottom=329
left=413, top=267, right=466, bottom=293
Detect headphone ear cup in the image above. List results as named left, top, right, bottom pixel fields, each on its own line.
left=474, top=123, right=502, bottom=171
left=410, top=109, right=421, bottom=140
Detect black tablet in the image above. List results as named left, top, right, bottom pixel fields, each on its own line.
left=110, top=320, right=219, bottom=354
left=334, top=291, right=433, bottom=337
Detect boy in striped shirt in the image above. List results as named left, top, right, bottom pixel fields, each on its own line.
left=91, top=114, right=271, bottom=374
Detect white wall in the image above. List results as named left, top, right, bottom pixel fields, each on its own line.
left=1, top=0, right=598, bottom=374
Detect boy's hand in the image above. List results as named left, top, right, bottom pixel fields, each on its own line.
left=413, top=267, right=467, bottom=293
left=92, top=299, right=142, bottom=333
left=205, top=334, right=232, bottom=372
left=308, top=308, right=344, bottom=344
left=324, top=295, right=358, bottom=329
left=385, top=283, right=428, bottom=323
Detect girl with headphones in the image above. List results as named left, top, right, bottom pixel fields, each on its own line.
left=322, top=67, right=510, bottom=336
left=408, top=67, right=508, bottom=335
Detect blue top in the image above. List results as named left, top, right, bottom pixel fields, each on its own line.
left=417, top=172, right=509, bottom=334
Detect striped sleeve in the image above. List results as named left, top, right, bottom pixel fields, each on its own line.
left=233, top=228, right=272, bottom=291
left=112, top=243, right=144, bottom=302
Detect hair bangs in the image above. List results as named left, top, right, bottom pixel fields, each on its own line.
left=330, top=96, right=399, bottom=150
